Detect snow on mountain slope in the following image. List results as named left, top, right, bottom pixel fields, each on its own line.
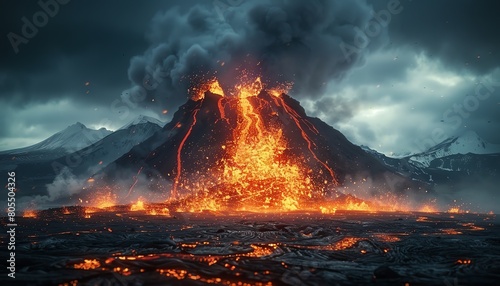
left=62, top=117, right=163, bottom=175
left=0, top=122, right=112, bottom=155
left=409, top=130, right=500, bottom=167
left=119, top=115, right=164, bottom=130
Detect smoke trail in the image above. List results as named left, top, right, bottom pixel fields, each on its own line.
left=123, top=0, right=387, bottom=113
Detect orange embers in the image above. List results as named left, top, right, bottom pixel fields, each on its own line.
left=92, top=191, right=117, bottom=209
left=157, top=268, right=273, bottom=285
left=189, top=78, right=224, bottom=101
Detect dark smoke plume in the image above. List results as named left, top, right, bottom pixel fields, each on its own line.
left=123, top=0, right=387, bottom=113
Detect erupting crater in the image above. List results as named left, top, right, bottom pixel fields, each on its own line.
left=173, top=76, right=337, bottom=212
left=103, top=74, right=428, bottom=214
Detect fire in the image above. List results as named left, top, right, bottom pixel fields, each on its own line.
left=148, top=207, right=171, bottom=216
left=342, top=198, right=371, bottom=211
left=235, top=76, right=262, bottom=98
left=267, top=82, right=293, bottom=98
left=189, top=78, right=224, bottom=100
left=23, top=210, right=37, bottom=218
left=92, top=191, right=117, bottom=209
left=320, top=206, right=336, bottom=214
left=419, top=204, right=438, bottom=213
left=130, top=198, right=145, bottom=211
left=220, top=94, right=312, bottom=210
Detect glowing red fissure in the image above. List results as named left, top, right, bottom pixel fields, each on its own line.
left=275, top=96, right=338, bottom=185
left=172, top=101, right=203, bottom=199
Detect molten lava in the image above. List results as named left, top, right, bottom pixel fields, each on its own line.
left=170, top=76, right=341, bottom=212
left=217, top=78, right=314, bottom=211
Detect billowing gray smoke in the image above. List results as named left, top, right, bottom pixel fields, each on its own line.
left=123, top=0, right=388, bottom=113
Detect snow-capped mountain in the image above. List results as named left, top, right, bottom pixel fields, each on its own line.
left=62, top=115, right=163, bottom=175
left=119, top=115, right=164, bottom=130
left=360, top=131, right=500, bottom=186
left=409, top=131, right=500, bottom=167
left=0, top=122, right=112, bottom=155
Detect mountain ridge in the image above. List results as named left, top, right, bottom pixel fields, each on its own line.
left=409, top=130, right=500, bottom=167
left=0, top=122, right=112, bottom=155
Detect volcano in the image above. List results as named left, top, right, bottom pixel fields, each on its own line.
left=100, top=77, right=428, bottom=212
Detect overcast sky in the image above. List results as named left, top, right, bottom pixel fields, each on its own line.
left=1, top=0, right=499, bottom=155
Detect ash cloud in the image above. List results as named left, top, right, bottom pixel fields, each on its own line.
left=124, top=0, right=388, bottom=113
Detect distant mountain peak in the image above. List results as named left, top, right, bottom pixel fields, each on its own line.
left=0, top=122, right=112, bottom=155
left=66, top=122, right=87, bottom=131
left=74, top=122, right=86, bottom=127
left=120, top=115, right=164, bottom=130
left=409, top=130, right=500, bottom=167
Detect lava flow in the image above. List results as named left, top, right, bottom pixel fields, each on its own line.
left=167, top=75, right=390, bottom=213
left=216, top=77, right=315, bottom=211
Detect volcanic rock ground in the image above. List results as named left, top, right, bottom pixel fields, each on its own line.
left=1, top=208, right=499, bottom=286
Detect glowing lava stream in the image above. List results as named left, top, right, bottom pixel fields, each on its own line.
left=172, top=101, right=203, bottom=199
left=209, top=77, right=316, bottom=211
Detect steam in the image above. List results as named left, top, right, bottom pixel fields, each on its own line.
left=17, top=167, right=172, bottom=211
left=17, top=167, right=85, bottom=210
left=124, top=0, right=387, bottom=113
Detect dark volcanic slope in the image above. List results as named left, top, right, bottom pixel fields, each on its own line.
left=101, top=91, right=428, bottom=197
